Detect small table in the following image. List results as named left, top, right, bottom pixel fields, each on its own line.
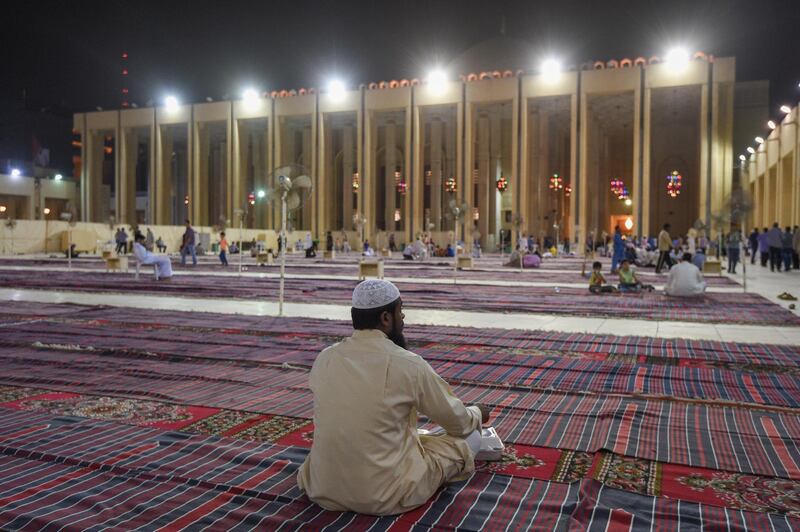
left=101, top=250, right=114, bottom=260
left=456, top=256, right=474, bottom=269
left=257, top=252, right=274, bottom=265
left=703, top=260, right=722, bottom=275
left=105, top=256, right=129, bottom=273
left=358, top=260, right=384, bottom=280
left=380, top=249, right=392, bottom=258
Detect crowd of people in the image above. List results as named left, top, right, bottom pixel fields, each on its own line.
left=748, top=224, right=800, bottom=272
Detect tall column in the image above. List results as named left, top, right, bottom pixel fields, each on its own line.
left=489, top=113, right=501, bottom=243
left=320, top=118, right=332, bottom=232
left=148, top=115, right=156, bottom=224
left=411, top=109, right=424, bottom=237
left=156, top=127, right=173, bottom=225
left=699, top=84, right=710, bottom=229
left=477, top=115, right=490, bottom=248
left=519, top=103, right=531, bottom=237
left=232, top=119, right=242, bottom=222
left=384, top=121, right=396, bottom=231
left=640, top=88, right=652, bottom=236
left=343, top=125, right=355, bottom=230
left=578, top=94, right=589, bottom=244
left=302, top=125, right=312, bottom=230
left=462, top=101, right=473, bottom=245
left=430, top=118, right=443, bottom=229
left=226, top=107, right=234, bottom=222
left=445, top=118, right=456, bottom=230
left=568, top=93, right=578, bottom=244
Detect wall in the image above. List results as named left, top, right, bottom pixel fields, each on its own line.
left=0, top=220, right=287, bottom=255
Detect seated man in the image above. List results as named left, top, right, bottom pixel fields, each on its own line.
left=298, top=280, right=490, bottom=515
left=692, top=248, right=707, bottom=270
left=665, top=252, right=706, bottom=297
left=132, top=232, right=173, bottom=279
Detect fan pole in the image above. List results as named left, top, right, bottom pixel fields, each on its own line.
left=279, top=194, right=287, bottom=316
left=238, top=216, right=243, bottom=276
left=453, top=221, right=458, bottom=285
left=740, top=220, right=747, bottom=293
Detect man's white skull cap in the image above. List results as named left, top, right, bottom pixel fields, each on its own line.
left=352, top=279, right=401, bottom=309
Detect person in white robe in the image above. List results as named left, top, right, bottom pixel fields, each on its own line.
left=133, top=232, right=173, bottom=279
left=297, top=279, right=489, bottom=515
left=664, top=252, right=706, bottom=297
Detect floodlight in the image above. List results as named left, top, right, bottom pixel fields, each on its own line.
left=738, top=154, right=746, bottom=161
left=54, top=174, right=63, bottom=181
left=327, top=79, right=346, bottom=101
left=665, top=48, right=690, bottom=72
left=242, top=88, right=260, bottom=109
left=10, top=168, right=21, bottom=178
left=624, top=198, right=632, bottom=206
left=164, top=95, right=179, bottom=112
left=755, top=136, right=764, bottom=144
left=541, top=59, right=561, bottom=80
left=747, top=147, right=755, bottom=154
left=767, top=120, right=776, bottom=130
left=43, top=208, right=51, bottom=215
left=0, top=206, right=6, bottom=213
left=780, top=105, right=791, bottom=114
left=256, top=189, right=266, bottom=199
left=426, top=69, right=448, bottom=94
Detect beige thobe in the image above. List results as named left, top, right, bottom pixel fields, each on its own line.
left=297, top=329, right=482, bottom=515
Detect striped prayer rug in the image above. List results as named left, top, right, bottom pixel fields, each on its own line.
left=0, top=410, right=796, bottom=531
left=0, top=269, right=789, bottom=325
left=1, top=301, right=799, bottom=527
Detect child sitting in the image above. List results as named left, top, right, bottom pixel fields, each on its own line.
left=617, top=259, right=654, bottom=292
left=587, top=261, right=617, bottom=294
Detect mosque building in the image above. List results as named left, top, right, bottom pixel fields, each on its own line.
left=71, top=40, right=750, bottom=250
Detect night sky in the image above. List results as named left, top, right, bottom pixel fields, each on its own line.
left=3, top=0, right=800, bottom=113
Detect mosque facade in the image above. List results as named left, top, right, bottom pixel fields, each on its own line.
left=72, top=50, right=737, bottom=249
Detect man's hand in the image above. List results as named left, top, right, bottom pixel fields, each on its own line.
left=474, top=404, right=491, bottom=425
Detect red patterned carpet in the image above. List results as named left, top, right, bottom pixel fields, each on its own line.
left=0, top=268, right=789, bottom=326
left=0, top=254, right=741, bottom=285
left=0, top=301, right=797, bottom=529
